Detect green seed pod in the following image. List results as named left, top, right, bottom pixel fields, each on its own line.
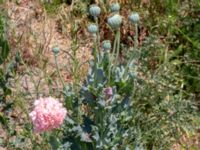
left=102, top=40, right=111, bottom=51
left=87, top=24, right=98, bottom=34
left=129, top=12, right=139, bottom=24
left=107, top=14, right=122, bottom=29
left=110, top=3, right=120, bottom=12
left=52, top=46, right=60, bottom=55
left=89, top=5, right=101, bottom=18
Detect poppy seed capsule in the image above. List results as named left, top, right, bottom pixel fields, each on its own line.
left=110, top=3, right=120, bottom=12
left=129, top=12, right=139, bottom=24
left=52, top=46, right=60, bottom=55
left=102, top=40, right=111, bottom=50
left=89, top=5, right=101, bottom=18
left=88, top=24, right=98, bottom=34
left=107, top=14, right=122, bottom=29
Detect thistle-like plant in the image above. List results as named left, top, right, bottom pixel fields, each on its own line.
left=58, top=5, right=141, bottom=150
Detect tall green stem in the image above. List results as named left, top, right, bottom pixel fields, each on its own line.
left=95, top=17, right=100, bottom=54
left=92, top=33, right=98, bottom=63
left=108, top=30, right=119, bottom=83
left=135, top=23, right=140, bottom=72
left=114, top=29, right=121, bottom=68
left=92, top=33, right=98, bottom=87
left=134, top=23, right=138, bottom=48
left=54, top=54, right=65, bottom=88
left=124, top=23, right=139, bottom=79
